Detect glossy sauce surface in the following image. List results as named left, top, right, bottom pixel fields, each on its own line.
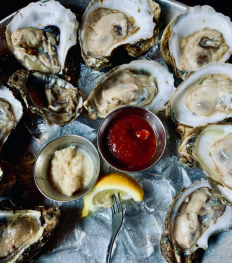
left=106, top=115, right=156, bottom=168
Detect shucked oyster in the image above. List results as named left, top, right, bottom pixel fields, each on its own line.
left=161, top=6, right=232, bottom=79
left=179, top=123, right=232, bottom=206
left=8, top=70, right=83, bottom=126
left=0, top=86, right=23, bottom=152
left=0, top=202, right=60, bottom=262
left=166, top=62, right=232, bottom=136
left=160, top=180, right=232, bottom=263
left=6, top=0, right=79, bottom=76
left=84, top=60, right=175, bottom=119
left=79, top=0, right=161, bottom=70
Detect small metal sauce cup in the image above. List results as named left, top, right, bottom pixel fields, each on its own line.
left=34, top=135, right=100, bottom=202
left=97, top=106, right=166, bottom=172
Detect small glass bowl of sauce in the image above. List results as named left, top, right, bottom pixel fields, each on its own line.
left=98, top=106, right=166, bottom=172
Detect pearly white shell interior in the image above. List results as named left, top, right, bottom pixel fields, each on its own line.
left=79, top=0, right=156, bottom=57
left=192, top=124, right=232, bottom=202
left=171, top=62, right=232, bottom=127
left=169, top=6, right=232, bottom=70
left=6, top=0, right=79, bottom=73
left=169, top=180, right=232, bottom=253
left=0, top=86, right=23, bottom=122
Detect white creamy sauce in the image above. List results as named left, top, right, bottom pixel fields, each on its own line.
left=185, top=74, right=232, bottom=117
left=50, top=146, right=94, bottom=197
left=211, top=133, right=232, bottom=189
left=179, top=28, right=229, bottom=72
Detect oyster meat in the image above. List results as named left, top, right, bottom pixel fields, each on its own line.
left=6, top=0, right=79, bottom=76
left=0, top=86, right=23, bottom=151
left=166, top=62, right=232, bottom=136
left=79, top=0, right=161, bottom=70
left=179, top=123, right=232, bottom=206
left=8, top=70, right=83, bottom=126
left=161, top=6, right=232, bottom=79
left=84, top=60, right=175, bottom=119
left=160, top=180, right=232, bottom=263
left=0, top=202, right=60, bottom=262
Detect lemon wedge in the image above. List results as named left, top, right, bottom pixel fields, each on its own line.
left=81, top=173, right=144, bottom=217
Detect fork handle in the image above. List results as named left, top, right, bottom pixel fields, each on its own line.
left=106, top=233, right=117, bottom=263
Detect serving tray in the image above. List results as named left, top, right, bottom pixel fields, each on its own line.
left=0, top=1, right=231, bottom=262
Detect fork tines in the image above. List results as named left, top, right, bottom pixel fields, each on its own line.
left=112, top=194, right=122, bottom=214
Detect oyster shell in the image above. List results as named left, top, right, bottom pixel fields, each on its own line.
left=160, top=179, right=232, bottom=263
left=179, top=123, right=232, bottom=206
left=0, top=161, right=18, bottom=196
left=84, top=60, right=175, bottom=119
left=0, top=86, right=23, bottom=151
left=161, top=6, right=232, bottom=79
left=0, top=202, right=60, bottom=262
left=6, top=0, right=79, bottom=76
left=8, top=70, right=83, bottom=126
left=79, top=0, right=161, bottom=70
left=166, top=62, right=232, bottom=136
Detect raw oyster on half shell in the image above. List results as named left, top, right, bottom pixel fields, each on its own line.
left=6, top=0, right=79, bottom=76
left=84, top=60, right=175, bottom=119
left=161, top=6, right=232, bottom=79
left=0, top=86, right=23, bottom=152
left=160, top=180, right=232, bottom=263
left=8, top=70, right=83, bottom=126
left=0, top=202, right=60, bottom=262
left=79, top=0, right=161, bottom=70
left=179, top=123, right=232, bottom=206
left=166, top=62, right=232, bottom=136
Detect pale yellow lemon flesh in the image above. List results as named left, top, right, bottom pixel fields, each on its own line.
left=81, top=173, right=144, bottom=217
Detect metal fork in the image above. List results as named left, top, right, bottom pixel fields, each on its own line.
left=105, top=194, right=123, bottom=263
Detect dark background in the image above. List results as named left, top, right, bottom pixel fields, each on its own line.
left=1, top=0, right=232, bottom=21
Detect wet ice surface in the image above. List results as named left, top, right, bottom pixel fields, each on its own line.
left=23, top=110, right=219, bottom=263
left=78, top=64, right=104, bottom=101
left=33, top=155, right=208, bottom=263
left=1, top=13, right=231, bottom=263
left=36, top=175, right=174, bottom=263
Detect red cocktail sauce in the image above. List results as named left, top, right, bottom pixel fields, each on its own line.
left=106, top=115, right=157, bottom=168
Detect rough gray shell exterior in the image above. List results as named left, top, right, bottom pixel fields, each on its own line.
left=7, top=69, right=83, bottom=126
